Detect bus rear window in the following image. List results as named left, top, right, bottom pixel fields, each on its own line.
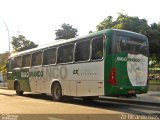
left=116, top=35, right=148, bottom=56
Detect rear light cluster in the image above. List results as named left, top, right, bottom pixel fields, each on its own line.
left=109, top=68, right=116, bottom=85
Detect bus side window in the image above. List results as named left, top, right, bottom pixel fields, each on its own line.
left=22, top=54, right=31, bottom=67
left=91, top=36, right=103, bottom=60
left=75, top=40, right=90, bottom=62
left=32, top=51, right=42, bottom=66
left=43, top=48, right=56, bottom=65
left=7, top=59, right=14, bottom=72
left=57, top=44, right=74, bottom=63
left=14, top=56, right=22, bottom=68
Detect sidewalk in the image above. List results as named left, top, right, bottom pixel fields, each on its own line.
left=99, top=91, right=160, bottom=106
left=136, top=91, right=160, bottom=103
left=0, top=88, right=16, bottom=96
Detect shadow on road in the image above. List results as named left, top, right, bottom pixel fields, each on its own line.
left=20, top=93, right=160, bottom=115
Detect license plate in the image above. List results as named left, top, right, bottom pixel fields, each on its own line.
left=128, top=90, right=136, bottom=94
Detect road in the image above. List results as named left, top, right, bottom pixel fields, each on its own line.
left=0, top=89, right=160, bottom=120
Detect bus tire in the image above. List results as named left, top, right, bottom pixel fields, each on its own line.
left=15, top=82, right=24, bottom=96
left=51, top=82, right=62, bottom=101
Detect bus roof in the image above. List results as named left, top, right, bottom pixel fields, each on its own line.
left=8, top=29, right=147, bottom=59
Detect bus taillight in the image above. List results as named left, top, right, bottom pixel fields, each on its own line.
left=109, top=68, right=116, bottom=85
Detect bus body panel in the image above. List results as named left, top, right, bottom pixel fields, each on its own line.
left=19, top=61, right=104, bottom=96
left=104, top=30, right=149, bottom=96
left=8, top=68, right=31, bottom=92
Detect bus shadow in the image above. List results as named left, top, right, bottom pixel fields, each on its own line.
left=23, top=93, right=53, bottom=101
left=22, top=93, right=159, bottom=115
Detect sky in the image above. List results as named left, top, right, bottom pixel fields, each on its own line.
left=0, top=0, right=160, bottom=53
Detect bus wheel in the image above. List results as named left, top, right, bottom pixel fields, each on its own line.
left=15, top=83, right=24, bottom=96
left=51, top=82, right=62, bottom=101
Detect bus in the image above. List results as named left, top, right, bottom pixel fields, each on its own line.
left=6, top=29, right=149, bottom=101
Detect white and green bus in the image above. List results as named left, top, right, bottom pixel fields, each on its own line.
left=7, top=29, right=149, bottom=101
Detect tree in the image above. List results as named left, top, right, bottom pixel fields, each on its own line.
left=114, top=14, right=149, bottom=34
left=11, top=35, right=38, bottom=52
left=96, top=13, right=160, bottom=62
left=55, top=23, right=78, bottom=40
left=88, top=30, right=94, bottom=34
left=96, top=16, right=114, bottom=31
left=0, top=52, right=10, bottom=76
left=146, top=23, right=160, bottom=61
left=96, top=13, right=150, bottom=34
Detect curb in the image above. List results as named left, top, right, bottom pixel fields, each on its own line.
left=0, top=87, right=8, bottom=89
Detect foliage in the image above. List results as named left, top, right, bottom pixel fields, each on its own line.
left=0, top=61, right=7, bottom=74
left=146, top=23, right=160, bottom=61
left=96, top=13, right=150, bottom=34
left=149, top=80, right=160, bottom=85
left=88, top=30, right=94, bottom=34
left=149, top=54, right=158, bottom=67
left=55, top=23, right=78, bottom=40
left=96, top=16, right=114, bottom=31
left=96, top=13, right=160, bottom=62
left=11, top=35, right=38, bottom=52
left=0, top=52, right=10, bottom=75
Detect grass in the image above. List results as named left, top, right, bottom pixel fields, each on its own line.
left=149, top=80, right=160, bottom=85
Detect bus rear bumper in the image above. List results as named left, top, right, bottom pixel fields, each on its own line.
left=105, top=85, right=148, bottom=97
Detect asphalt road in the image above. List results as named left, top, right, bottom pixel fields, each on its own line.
left=0, top=89, right=160, bottom=120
